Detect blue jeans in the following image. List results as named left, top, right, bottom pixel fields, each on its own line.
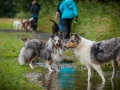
left=59, top=18, right=63, bottom=32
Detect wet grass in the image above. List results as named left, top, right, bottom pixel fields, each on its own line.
left=0, top=32, right=44, bottom=90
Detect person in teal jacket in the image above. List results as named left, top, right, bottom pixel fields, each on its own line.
left=59, top=0, right=78, bottom=39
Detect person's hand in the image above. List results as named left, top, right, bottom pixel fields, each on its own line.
left=74, top=16, right=78, bottom=22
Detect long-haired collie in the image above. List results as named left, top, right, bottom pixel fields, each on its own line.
left=18, top=35, right=65, bottom=72
left=65, top=33, right=120, bottom=83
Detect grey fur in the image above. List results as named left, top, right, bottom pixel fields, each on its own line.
left=18, top=35, right=65, bottom=71
left=22, top=39, right=52, bottom=63
left=91, top=38, right=120, bottom=63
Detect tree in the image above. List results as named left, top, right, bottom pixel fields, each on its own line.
left=0, top=0, right=19, bottom=17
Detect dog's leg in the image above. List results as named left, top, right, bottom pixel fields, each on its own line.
left=111, top=59, right=118, bottom=80
left=29, top=56, right=37, bottom=69
left=46, top=60, right=53, bottom=72
left=86, top=64, right=92, bottom=81
left=93, top=64, right=105, bottom=83
left=54, top=61, right=60, bottom=72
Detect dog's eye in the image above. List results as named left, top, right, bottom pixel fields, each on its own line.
left=71, top=40, right=74, bottom=43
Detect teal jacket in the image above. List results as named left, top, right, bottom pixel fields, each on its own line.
left=59, top=0, right=78, bottom=19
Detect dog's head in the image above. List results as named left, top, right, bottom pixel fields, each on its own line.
left=65, top=33, right=81, bottom=48
left=53, top=35, right=63, bottom=47
left=47, top=34, right=64, bottom=48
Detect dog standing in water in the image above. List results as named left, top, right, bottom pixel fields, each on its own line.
left=65, top=33, right=120, bottom=83
left=18, top=35, right=65, bottom=72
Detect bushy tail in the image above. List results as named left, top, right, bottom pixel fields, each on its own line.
left=18, top=47, right=26, bottom=65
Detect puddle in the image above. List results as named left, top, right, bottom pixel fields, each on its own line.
left=38, top=63, right=120, bottom=90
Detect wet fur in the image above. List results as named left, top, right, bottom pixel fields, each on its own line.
left=65, top=33, right=120, bottom=82
left=18, top=35, right=65, bottom=72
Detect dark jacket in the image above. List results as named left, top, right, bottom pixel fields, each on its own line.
left=30, top=2, right=41, bottom=18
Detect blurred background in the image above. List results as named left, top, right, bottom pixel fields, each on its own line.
left=0, top=0, right=120, bottom=40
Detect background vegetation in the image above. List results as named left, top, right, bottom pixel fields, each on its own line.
left=0, top=0, right=120, bottom=41
left=0, top=0, right=120, bottom=89
left=0, top=32, right=44, bottom=90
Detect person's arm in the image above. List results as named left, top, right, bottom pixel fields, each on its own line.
left=73, top=2, right=78, bottom=21
left=55, top=3, right=61, bottom=20
left=59, top=2, right=64, bottom=14
left=55, top=11, right=59, bottom=20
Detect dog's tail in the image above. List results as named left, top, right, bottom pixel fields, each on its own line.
left=18, top=47, right=26, bottom=65
left=49, top=19, right=57, bottom=25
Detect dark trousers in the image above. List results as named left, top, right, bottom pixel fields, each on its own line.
left=62, top=18, right=72, bottom=38
left=33, top=17, right=38, bottom=31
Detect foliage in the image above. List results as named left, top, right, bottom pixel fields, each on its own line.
left=0, top=0, right=19, bottom=17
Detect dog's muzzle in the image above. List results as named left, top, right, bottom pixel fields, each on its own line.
left=64, top=45, right=68, bottom=49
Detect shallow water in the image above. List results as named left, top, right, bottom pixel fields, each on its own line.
left=38, top=63, right=120, bottom=90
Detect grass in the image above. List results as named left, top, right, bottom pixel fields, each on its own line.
left=0, top=1, right=120, bottom=89
left=0, top=18, right=21, bottom=29
left=0, top=32, right=44, bottom=90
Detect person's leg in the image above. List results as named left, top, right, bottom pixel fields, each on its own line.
left=67, top=19, right=73, bottom=38
left=62, top=18, right=68, bottom=39
left=33, top=18, right=38, bottom=31
left=59, top=18, right=63, bottom=32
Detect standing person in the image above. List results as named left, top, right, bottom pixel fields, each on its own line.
left=59, top=0, right=78, bottom=39
left=30, top=0, right=41, bottom=32
left=55, top=1, right=63, bottom=33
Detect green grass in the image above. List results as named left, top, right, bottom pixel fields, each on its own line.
left=0, top=32, right=44, bottom=90
left=0, top=2, right=120, bottom=88
left=0, top=32, right=33, bottom=57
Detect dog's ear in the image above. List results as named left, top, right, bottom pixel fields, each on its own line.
left=74, top=34, right=81, bottom=43
left=59, top=32, right=63, bottom=40
left=51, top=35, right=54, bottom=39
left=74, top=34, right=79, bottom=39
left=71, top=33, right=75, bottom=36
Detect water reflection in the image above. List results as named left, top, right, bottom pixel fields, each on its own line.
left=59, top=67, right=76, bottom=90
left=39, top=65, right=120, bottom=90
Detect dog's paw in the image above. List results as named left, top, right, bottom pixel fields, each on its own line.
left=49, top=70, right=53, bottom=72
left=57, top=70, right=60, bottom=72
left=29, top=63, right=34, bottom=69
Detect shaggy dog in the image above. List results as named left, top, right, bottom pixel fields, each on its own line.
left=21, top=19, right=31, bottom=31
left=18, top=35, right=65, bottom=72
left=13, top=20, right=22, bottom=31
left=49, top=19, right=59, bottom=36
left=65, top=33, right=120, bottom=83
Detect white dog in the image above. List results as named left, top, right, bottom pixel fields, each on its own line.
left=13, top=20, right=22, bottom=31
left=65, top=33, right=120, bottom=83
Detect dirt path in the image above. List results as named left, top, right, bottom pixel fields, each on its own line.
left=0, top=29, right=69, bottom=43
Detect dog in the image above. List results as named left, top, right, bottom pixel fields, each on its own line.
left=29, top=18, right=37, bottom=31
left=49, top=19, right=59, bottom=36
left=47, top=34, right=65, bottom=72
left=21, top=19, right=31, bottom=31
left=18, top=35, right=65, bottom=72
left=65, top=33, right=120, bottom=83
left=13, top=20, right=22, bottom=31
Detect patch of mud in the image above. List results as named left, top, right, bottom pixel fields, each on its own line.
left=24, top=72, right=42, bottom=83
